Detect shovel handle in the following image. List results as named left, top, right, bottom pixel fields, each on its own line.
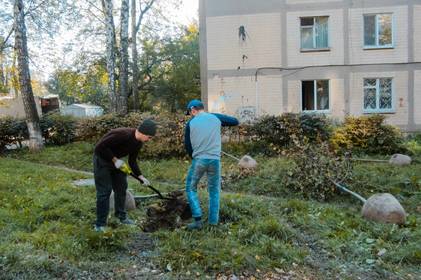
left=129, top=173, right=170, bottom=200
left=221, top=151, right=241, bottom=161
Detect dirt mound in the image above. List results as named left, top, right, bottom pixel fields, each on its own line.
left=142, top=190, right=192, bottom=232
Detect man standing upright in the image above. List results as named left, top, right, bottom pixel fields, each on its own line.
left=184, top=100, right=239, bottom=230
left=93, top=119, right=157, bottom=232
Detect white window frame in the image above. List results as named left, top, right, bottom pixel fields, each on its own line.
left=363, top=77, right=395, bottom=113
left=363, top=13, right=394, bottom=49
left=300, top=16, right=330, bottom=51
left=301, top=80, right=330, bottom=113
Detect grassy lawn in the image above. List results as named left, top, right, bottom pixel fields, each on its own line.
left=1, top=142, right=421, bottom=279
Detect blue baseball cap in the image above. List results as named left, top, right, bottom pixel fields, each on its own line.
left=185, top=99, right=204, bottom=115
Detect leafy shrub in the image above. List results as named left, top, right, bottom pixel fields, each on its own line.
left=0, top=116, right=28, bottom=151
left=331, top=115, right=405, bottom=154
left=299, top=113, right=331, bottom=142
left=40, top=113, right=76, bottom=145
left=250, top=113, right=331, bottom=153
left=284, top=143, right=352, bottom=201
left=250, top=114, right=301, bottom=153
left=75, top=113, right=128, bottom=141
left=76, top=112, right=190, bottom=159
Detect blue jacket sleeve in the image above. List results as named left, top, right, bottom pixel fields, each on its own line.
left=184, top=120, right=193, bottom=158
left=212, top=113, right=239, bottom=127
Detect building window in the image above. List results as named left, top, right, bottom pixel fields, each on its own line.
left=302, top=80, right=329, bottom=112
left=364, top=14, right=393, bottom=48
left=300, top=16, right=329, bottom=50
left=363, top=78, right=393, bottom=112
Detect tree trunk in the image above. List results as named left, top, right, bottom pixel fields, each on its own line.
left=14, top=0, right=43, bottom=151
left=101, top=0, right=117, bottom=113
left=119, top=0, right=129, bottom=115
left=131, top=0, right=139, bottom=111
left=0, top=49, right=5, bottom=89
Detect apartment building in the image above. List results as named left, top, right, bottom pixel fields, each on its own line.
left=199, top=0, right=421, bottom=131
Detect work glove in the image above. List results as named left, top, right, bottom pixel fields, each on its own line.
left=114, top=159, right=132, bottom=174
left=139, top=175, right=150, bottom=186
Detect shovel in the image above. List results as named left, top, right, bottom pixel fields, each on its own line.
left=128, top=172, right=174, bottom=200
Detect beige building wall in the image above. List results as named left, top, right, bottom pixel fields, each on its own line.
left=348, top=6, right=408, bottom=64
left=0, top=96, right=42, bottom=118
left=349, top=71, right=409, bottom=126
left=414, top=5, right=421, bottom=62
left=286, top=0, right=341, bottom=3
left=415, top=71, right=421, bottom=126
left=286, top=9, right=345, bottom=67
left=203, top=0, right=419, bottom=131
left=207, top=75, right=282, bottom=116
left=206, top=13, right=281, bottom=71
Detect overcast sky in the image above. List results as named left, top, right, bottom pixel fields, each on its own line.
left=30, top=0, right=199, bottom=82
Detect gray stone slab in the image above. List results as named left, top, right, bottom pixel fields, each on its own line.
left=73, top=178, right=95, bottom=187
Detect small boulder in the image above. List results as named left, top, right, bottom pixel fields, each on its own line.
left=238, top=155, right=257, bottom=169
left=389, top=154, right=412, bottom=166
left=110, top=190, right=136, bottom=211
left=362, top=193, right=406, bottom=224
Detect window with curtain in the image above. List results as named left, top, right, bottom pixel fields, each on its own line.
left=364, top=14, right=393, bottom=48
left=363, top=78, right=393, bottom=112
left=302, top=80, right=329, bottom=112
left=300, top=16, right=329, bottom=50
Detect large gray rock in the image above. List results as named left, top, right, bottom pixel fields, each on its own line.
left=362, top=193, right=406, bottom=224
left=110, top=190, right=136, bottom=211
left=389, top=154, right=412, bottom=166
left=238, top=155, right=257, bottom=169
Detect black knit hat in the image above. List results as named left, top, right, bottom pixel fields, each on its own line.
left=137, top=119, right=157, bottom=136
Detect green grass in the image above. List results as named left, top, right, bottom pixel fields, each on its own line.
left=2, top=141, right=421, bottom=279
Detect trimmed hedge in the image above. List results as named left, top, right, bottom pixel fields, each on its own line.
left=0, top=117, right=28, bottom=151
left=331, top=115, right=405, bottom=154
left=75, top=112, right=190, bottom=158
left=40, top=113, right=76, bottom=145
left=250, top=113, right=331, bottom=153
left=1, top=112, right=408, bottom=158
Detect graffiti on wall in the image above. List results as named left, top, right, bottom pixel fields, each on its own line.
left=236, top=106, right=256, bottom=123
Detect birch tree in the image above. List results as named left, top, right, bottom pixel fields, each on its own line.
left=14, top=0, right=43, bottom=150
left=131, top=0, right=155, bottom=111
left=101, top=0, right=118, bottom=113
left=119, top=0, right=129, bottom=114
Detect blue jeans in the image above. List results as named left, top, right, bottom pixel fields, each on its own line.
left=185, top=158, right=221, bottom=225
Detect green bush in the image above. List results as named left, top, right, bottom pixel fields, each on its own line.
left=75, top=113, right=128, bottom=142
left=250, top=113, right=331, bottom=153
left=0, top=116, right=28, bottom=151
left=331, top=115, right=405, bottom=154
left=76, top=112, right=190, bottom=159
left=284, top=143, right=353, bottom=201
left=299, top=113, right=331, bottom=142
left=40, top=113, right=76, bottom=145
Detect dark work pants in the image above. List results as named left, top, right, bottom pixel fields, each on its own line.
left=93, top=155, right=128, bottom=227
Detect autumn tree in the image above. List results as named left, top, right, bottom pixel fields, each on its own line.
left=14, top=0, right=43, bottom=150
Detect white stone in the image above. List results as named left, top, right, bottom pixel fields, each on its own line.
left=238, top=155, right=257, bottom=169
left=389, top=154, right=412, bottom=166
left=109, top=190, right=136, bottom=211
left=362, top=193, right=406, bottom=224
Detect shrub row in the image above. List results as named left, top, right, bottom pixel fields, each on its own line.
left=0, top=113, right=76, bottom=151
left=330, top=115, right=405, bottom=155
left=0, top=112, right=406, bottom=157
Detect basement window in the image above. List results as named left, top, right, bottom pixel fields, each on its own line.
left=300, top=16, right=329, bottom=51
left=302, top=80, right=330, bottom=112
left=363, top=78, right=394, bottom=113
